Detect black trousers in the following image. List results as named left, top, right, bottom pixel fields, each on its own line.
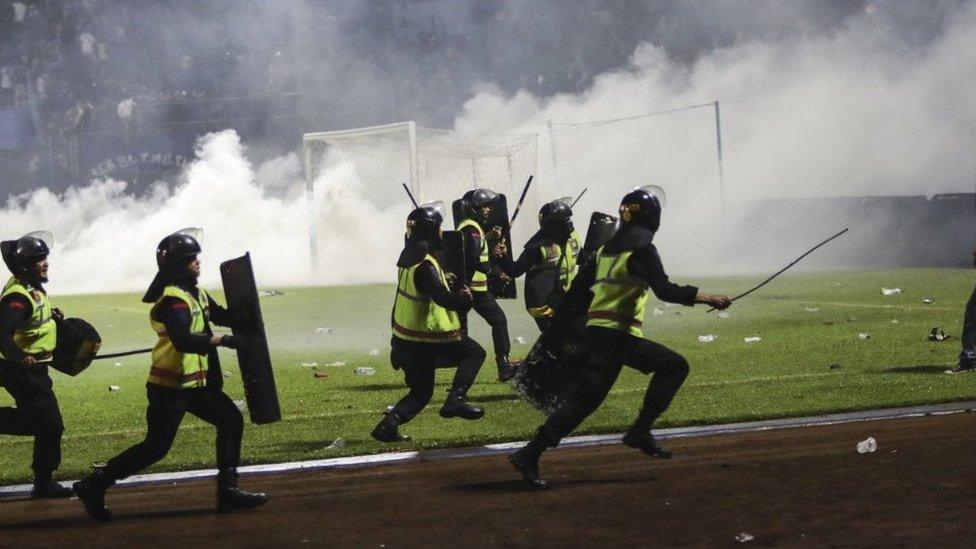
left=104, top=383, right=243, bottom=483
left=389, top=336, right=486, bottom=423
left=463, top=291, right=510, bottom=361
left=540, top=326, right=689, bottom=444
left=0, top=364, right=64, bottom=478
left=961, top=283, right=976, bottom=363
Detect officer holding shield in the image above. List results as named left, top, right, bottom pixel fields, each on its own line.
left=496, top=197, right=583, bottom=332
left=0, top=231, right=74, bottom=498
left=457, top=188, right=519, bottom=381
left=73, top=231, right=268, bottom=521
left=372, top=202, right=488, bottom=443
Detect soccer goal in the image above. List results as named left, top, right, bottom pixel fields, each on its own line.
left=302, top=121, right=539, bottom=266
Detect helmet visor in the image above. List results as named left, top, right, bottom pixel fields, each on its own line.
left=555, top=196, right=573, bottom=208
left=24, top=230, right=53, bottom=250
left=636, top=185, right=667, bottom=209
left=174, top=227, right=204, bottom=245
left=420, top=201, right=445, bottom=218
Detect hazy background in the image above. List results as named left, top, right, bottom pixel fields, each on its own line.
left=0, top=0, right=973, bottom=293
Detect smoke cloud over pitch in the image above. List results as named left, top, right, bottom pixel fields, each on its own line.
left=1, top=1, right=974, bottom=292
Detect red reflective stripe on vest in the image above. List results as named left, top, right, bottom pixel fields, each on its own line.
left=392, top=321, right=462, bottom=340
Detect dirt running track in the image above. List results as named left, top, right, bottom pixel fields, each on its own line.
left=1, top=412, right=974, bottom=547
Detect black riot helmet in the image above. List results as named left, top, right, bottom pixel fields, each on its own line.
left=156, top=230, right=202, bottom=274
left=1, top=231, right=52, bottom=283
left=406, top=201, right=445, bottom=243
left=619, top=185, right=667, bottom=232
left=462, top=188, right=497, bottom=222
left=538, top=197, right=574, bottom=238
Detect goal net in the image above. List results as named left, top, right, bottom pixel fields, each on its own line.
left=303, top=121, right=539, bottom=262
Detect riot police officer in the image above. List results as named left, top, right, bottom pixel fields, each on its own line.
left=496, top=197, right=583, bottom=332
left=73, top=231, right=268, bottom=521
left=372, top=202, right=487, bottom=442
left=457, top=188, right=519, bottom=381
left=0, top=232, right=73, bottom=498
left=508, top=186, right=732, bottom=487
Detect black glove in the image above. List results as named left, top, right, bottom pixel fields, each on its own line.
left=220, top=334, right=243, bottom=350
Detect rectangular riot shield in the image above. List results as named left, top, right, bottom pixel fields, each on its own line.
left=451, top=199, right=466, bottom=229
left=486, top=193, right=517, bottom=299
left=220, top=253, right=281, bottom=425
left=441, top=230, right=467, bottom=287
left=583, top=212, right=620, bottom=253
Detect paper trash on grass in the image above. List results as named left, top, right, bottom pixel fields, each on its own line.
left=355, top=367, right=376, bottom=376
left=325, top=361, right=346, bottom=367
left=922, top=297, right=934, bottom=304
left=301, top=362, right=319, bottom=368
left=881, top=288, right=902, bottom=296
left=697, top=334, right=717, bottom=343
left=804, top=307, right=820, bottom=312
left=325, top=438, right=346, bottom=450
left=857, top=333, right=871, bottom=340
left=717, top=311, right=730, bottom=319
left=223, top=371, right=232, bottom=378
left=108, top=385, right=121, bottom=392
left=515, top=336, right=527, bottom=345
left=734, top=533, right=755, bottom=543
left=314, top=327, right=334, bottom=335
left=258, top=289, right=284, bottom=297
left=928, top=328, right=950, bottom=342
left=743, top=336, right=762, bottom=343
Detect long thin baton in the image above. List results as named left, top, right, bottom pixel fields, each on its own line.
left=509, top=175, right=534, bottom=226
left=707, top=228, right=850, bottom=312
left=570, top=188, right=588, bottom=209
left=36, top=347, right=153, bottom=366
left=402, top=183, right=419, bottom=208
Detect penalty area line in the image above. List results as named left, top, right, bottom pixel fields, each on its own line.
left=2, top=400, right=974, bottom=498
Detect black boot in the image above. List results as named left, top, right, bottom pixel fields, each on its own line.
left=31, top=474, right=73, bottom=499
left=370, top=410, right=412, bottom=442
left=508, top=428, right=554, bottom=488
left=439, top=388, right=485, bottom=420
left=497, top=356, right=521, bottom=382
left=73, top=469, right=114, bottom=522
left=623, top=429, right=672, bottom=459
left=216, top=469, right=269, bottom=514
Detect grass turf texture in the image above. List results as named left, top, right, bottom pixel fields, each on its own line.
left=1, top=268, right=974, bottom=485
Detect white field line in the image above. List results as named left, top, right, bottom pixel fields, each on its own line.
left=777, top=299, right=956, bottom=312
left=0, top=372, right=845, bottom=446
left=2, top=400, right=973, bottom=497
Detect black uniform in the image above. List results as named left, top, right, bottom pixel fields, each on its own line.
left=958, top=283, right=976, bottom=370
left=100, top=282, right=244, bottom=487
left=386, top=246, right=486, bottom=425
left=459, top=223, right=511, bottom=372
left=0, top=290, right=64, bottom=482
left=499, top=231, right=577, bottom=332
left=526, top=225, right=697, bottom=449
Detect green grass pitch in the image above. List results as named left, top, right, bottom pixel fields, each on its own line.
left=1, top=268, right=974, bottom=484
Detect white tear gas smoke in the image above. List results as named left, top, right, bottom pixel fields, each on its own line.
left=454, top=2, right=976, bottom=273
left=0, top=130, right=405, bottom=295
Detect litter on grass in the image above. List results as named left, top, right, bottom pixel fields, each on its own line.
left=718, top=311, right=730, bottom=319
left=697, top=334, right=717, bottom=343
left=314, top=371, right=329, bottom=378
left=881, top=288, right=902, bottom=296
left=515, top=336, right=527, bottom=344
left=734, top=533, right=755, bottom=543
left=325, top=438, right=346, bottom=450
left=744, top=336, right=762, bottom=343
left=355, top=367, right=376, bottom=376
left=315, top=327, right=334, bottom=335
left=858, top=333, right=871, bottom=340
left=258, top=289, right=284, bottom=297
left=108, top=385, right=120, bottom=392
left=223, top=371, right=232, bottom=378
left=368, top=349, right=380, bottom=356
left=301, top=362, right=319, bottom=368
left=804, top=307, right=820, bottom=312
left=928, top=328, right=950, bottom=342
left=922, top=297, right=934, bottom=304
left=325, top=361, right=346, bottom=367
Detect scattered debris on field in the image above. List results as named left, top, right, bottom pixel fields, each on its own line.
left=697, top=334, right=717, bottom=343
left=881, top=288, right=902, bottom=296
left=856, top=437, right=877, bottom=454
left=928, top=327, right=950, bottom=342
left=744, top=336, right=762, bottom=343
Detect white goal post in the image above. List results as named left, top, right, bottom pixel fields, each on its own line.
left=302, top=121, right=539, bottom=267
